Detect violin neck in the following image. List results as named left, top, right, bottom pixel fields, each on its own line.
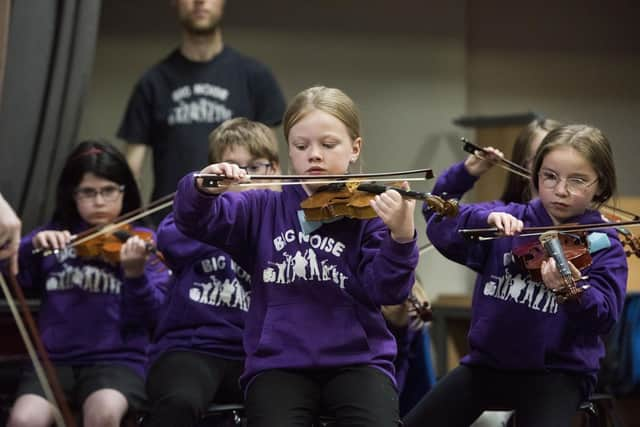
left=356, top=183, right=427, bottom=201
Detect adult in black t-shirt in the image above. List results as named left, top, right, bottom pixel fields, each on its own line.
left=118, top=0, right=285, bottom=224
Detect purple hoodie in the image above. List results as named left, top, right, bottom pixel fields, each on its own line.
left=425, top=198, right=627, bottom=380
left=151, top=212, right=250, bottom=363
left=12, top=222, right=169, bottom=377
left=173, top=174, right=419, bottom=391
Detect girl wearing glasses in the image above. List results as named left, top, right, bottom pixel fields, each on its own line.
left=6, top=141, right=169, bottom=427
left=406, top=125, right=627, bottom=427
left=144, top=118, right=281, bottom=427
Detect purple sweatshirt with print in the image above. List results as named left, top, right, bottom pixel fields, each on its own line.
left=151, top=212, right=250, bottom=363
left=425, top=197, right=627, bottom=379
left=173, top=174, right=419, bottom=391
left=11, top=222, right=169, bottom=377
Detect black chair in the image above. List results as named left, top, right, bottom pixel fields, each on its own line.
left=201, top=403, right=245, bottom=426
left=501, top=393, right=622, bottom=427
left=575, top=393, right=623, bottom=427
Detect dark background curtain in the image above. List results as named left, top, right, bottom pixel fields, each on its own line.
left=0, top=0, right=101, bottom=231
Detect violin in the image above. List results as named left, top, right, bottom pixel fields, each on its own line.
left=73, top=224, right=164, bottom=266
left=512, top=231, right=591, bottom=302
left=407, top=291, right=432, bottom=324
left=300, top=181, right=459, bottom=221
left=381, top=281, right=432, bottom=330
left=512, top=232, right=591, bottom=281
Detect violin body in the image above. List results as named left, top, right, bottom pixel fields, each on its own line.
left=74, top=224, right=154, bottom=265
left=512, top=232, right=592, bottom=282
left=300, top=185, right=378, bottom=221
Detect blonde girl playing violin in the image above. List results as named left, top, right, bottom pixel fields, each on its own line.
left=6, top=141, right=169, bottom=427
left=405, top=125, right=628, bottom=427
left=172, top=86, right=419, bottom=426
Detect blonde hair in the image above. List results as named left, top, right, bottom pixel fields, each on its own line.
left=208, top=118, right=279, bottom=164
left=532, top=124, right=616, bottom=206
left=283, top=86, right=361, bottom=142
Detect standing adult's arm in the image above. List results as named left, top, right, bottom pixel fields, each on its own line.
left=0, top=193, right=21, bottom=274
left=126, top=144, right=148, bottom=180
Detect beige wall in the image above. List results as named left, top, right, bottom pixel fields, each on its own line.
left=78, top=0, right=639, bottom=300
left=466, top=0, right=639, bottom=196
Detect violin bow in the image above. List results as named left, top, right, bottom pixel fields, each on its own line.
left=461, top=138, right=531, bottom=179
left=0, top=272, right=75, bottom=426
left=460, top=219, right=640, bottom=241
left=195, top=168, right=434, bottom=188
left=36, top=193, right=175, bottom=256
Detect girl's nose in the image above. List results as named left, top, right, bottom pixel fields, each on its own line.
left=307, top=144, right=322, bottom=161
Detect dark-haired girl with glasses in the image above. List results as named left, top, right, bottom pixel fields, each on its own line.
left=5, top=140, right=169, bottom=427
left=407, top=125, right=628, bottom=427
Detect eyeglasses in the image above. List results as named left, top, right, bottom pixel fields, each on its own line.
left=234, top=162, right=272, bottom=174
left=538, top=170, right=597, bottom=195
left=74, top=185, right=125, bottom=202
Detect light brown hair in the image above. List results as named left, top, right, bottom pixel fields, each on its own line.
left=532, top=124, right=616, bottom=206
left=208, top=117, right=279, bottom=165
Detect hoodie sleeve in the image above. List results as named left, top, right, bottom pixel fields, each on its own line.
left=121, top=229, right=171, bottom=330
left=172, top=173, right=254, bottom=263
left=562, top=230, right=628, bottom=335
left=426, top=202, right=497, bottom=274
left=157, top=212, right=208, bottom=273
left=357, top=219, right=419, bottom=306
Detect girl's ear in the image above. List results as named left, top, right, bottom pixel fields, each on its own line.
left=270, top=161, right=282, bottom=174
left=351, top=137, right=362, bottom=163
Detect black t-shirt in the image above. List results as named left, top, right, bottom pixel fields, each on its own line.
left=117, top=46, right=286, bottom=202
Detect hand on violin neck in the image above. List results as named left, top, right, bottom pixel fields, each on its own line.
left=32, top=230, right=72, bottom=252
left=487, top=212, right=523, bottom=236
left=464, top=146, right=504, bottom=177
left=196, top=162, right=249, bottom=194
left=119, top=235, right=149, bottom=278
left=369, top=181, right=416, bottom=243
left=540, top=257, right=582, bottom=292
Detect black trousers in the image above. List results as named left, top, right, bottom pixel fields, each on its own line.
left=403, top=364, right=586, bottom=427
left=245, top=365, right=400, bottom=427
left=143, top=350, right=243, bottom=427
